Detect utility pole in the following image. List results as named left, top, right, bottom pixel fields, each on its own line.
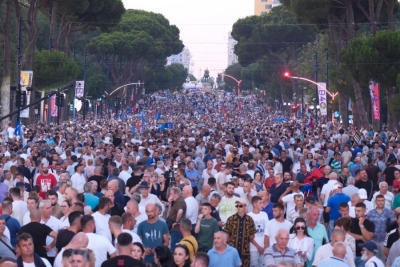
left=314, top=51, right=319, bottom=124
left=325, top=48, right=329, bottom=121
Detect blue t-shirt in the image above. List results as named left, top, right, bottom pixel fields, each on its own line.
left=137, top=219, right=169, bottom=263
left=208, top=245, right=242, bottom=267
left=327, top=193, right=351, bottom=220
left=84, top=193, right=99, bottom=210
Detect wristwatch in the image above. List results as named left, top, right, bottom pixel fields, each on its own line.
left=360, top=225, right=365, bottom=228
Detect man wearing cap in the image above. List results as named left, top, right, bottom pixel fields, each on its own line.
left=358, top=241, right=384, bottom=267
left=224, top=198, right=256, bottom=267
left=138, top=181, right=165, bottom=215
left=326, top=184, right=351, bottom=236
left=357, top=189, right=374, bottom=213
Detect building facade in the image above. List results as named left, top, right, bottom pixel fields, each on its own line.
left=166, top=47, right=191, bottom=70
left=254, top=0, right=280, bottom=15
left=227, top=32, right=238, bottom=66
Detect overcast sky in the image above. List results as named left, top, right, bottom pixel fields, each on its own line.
left=123, top=0, right=253, bottom=79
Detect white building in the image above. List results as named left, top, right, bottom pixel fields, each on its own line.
left=167, top=47, right=191, bottom=70
left=227, top=32, right=238, bottom=66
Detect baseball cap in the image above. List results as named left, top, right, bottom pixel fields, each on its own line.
left=235, top=198, right=247, bottom=205
left=358, top=241, right=377, bottom=253
left=332, top=184, right=342, bottom=190
left=358, top=189, right=368, bottom=200
left=305, top=196, right=315, bottom=204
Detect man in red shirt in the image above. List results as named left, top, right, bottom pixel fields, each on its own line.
left=35, top=163, right=57, bottom=199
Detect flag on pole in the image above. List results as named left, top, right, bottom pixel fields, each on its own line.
left=130, top=88, right=134, bottom=102
left=15, top=117, right=23, bottom=139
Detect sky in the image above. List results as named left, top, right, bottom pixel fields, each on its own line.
left=123, top=0, right=253, bottom=79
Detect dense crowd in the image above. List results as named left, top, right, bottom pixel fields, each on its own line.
left=0, top=92, right=399, bottom=267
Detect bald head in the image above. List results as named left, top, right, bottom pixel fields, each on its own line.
left=68, top=232, right=89, bottom=249
left=332, top=242, right=347, bottom=259
left=94, top=166, right=103, bottom=175
left=276, top=229, right=289, bottom=238
left=30, top=209, right=41, bottom=221
left=290, top=181, right=299, bottom=189
left=182, top=185, right=193, bottom=197
left=329, top=172, right=338, bottom=180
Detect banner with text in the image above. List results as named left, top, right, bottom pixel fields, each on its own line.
left=75, top=81, right=85, bottom=98
left=20, top=71, right=33, bottom=118
left=369, top=81, right=381, bottom=120
left=317, top=82, right=327, bottom=116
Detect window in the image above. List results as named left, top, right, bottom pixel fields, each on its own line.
left=261, top=12, right=267, bottom=15
left=261, top=0, right=267, bottom=2
left=265, top=4, right=272, bottom=9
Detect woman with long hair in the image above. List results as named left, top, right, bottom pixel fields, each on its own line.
left=288, top=217, right=314, bottom=265
left=150, top=172, right=160, bottom=197
left=252, top=170, right=266, bottom=192
left=334, top=217, right=356, bottom=256
left=159, top=173, right=169, bottom=202
left=171, top=244, right=191, bottom=267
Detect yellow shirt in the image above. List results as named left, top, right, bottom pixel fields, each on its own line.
left=180, top=235, right=198, bottom=261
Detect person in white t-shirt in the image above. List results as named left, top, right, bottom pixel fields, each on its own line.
left=280, top=181, right=303, bottom=213
left=126, top=200, right=147, bottom=234
left=202, top=160, right=217, bottom=186
left=39, top=200, right=62, bottom=261
left=10, top=187, right=28, bottom=226
left=248, top=195, right=269, bottom=267
left=81, top=215, right=116, bottom=267
left=92, top=197, right=112, bottom=242
left=182, top=185, right=199, bottom=226
left=70, top=164, right=85, bottom=191
left=265, top=203, right=293, bottom=247
left=53, top=232, right=89, bottom=267
left=108, top=215, right=141, bottom=248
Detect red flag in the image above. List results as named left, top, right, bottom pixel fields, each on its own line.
left=221, top=106, right=227, bottom=114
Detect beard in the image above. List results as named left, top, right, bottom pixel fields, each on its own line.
left=43, top=170, right=49, bottom=174
left=361, top=252, right=368, bottom=261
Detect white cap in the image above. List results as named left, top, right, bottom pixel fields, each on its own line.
left=358, top=189, right=368, bottom=200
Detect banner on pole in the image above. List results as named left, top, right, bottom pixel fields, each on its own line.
left=317, top=82, right=327, bottom=116
left=369, top=81, right=381, bottom=120
left=20, top=71, right=33, bottom=118
left=75, top=81, right=85, bottom=98
left=50, top=95, right=58, bottom=117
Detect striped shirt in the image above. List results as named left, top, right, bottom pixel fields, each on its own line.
left=263, top=244, right=302, bottom=267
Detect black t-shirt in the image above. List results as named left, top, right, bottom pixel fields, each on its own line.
left=100, top=255, right=146, bottom=267
left=280, top=157, right=293, bottom=174
left=383, top=166, right=397, bottom=186
left=318, top=177, right=329, bottom=189
left=355, top=179, right=377, bottom=201
left=350, top=218, right=375, bottom=256
left=126, top=174, right=143, bottom=190
left=270, top=183, right=288, bottom=203
left=56, top=229, right=75, bottom=252
left=88, top=175, right=106, bottom=192
left=113, top=137, right=122, bottom=147
left=110, top=203, right=125, bottom=217
left=365, top=165, right=381, bottom=185
left=19, top=222, right=53, bottom=258
left=384, top=228, right=400, bottom=249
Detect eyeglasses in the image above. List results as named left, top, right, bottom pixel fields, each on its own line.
left=295, top=226, right=306, bottom=230
left=235, top=205, right=245, bottom=208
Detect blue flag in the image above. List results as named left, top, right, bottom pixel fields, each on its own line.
left=140, top=110, right=146, bottom=121
left=156, top=112, right=161, bottom=119
left=132, top=126, right=136, bottom=132
left=142, top=121, right=145, bottom=130
left=15, top=117, right=23, bottom=139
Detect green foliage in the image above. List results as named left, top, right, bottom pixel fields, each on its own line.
left=146, top=63, right=187, bottom=93
left=86, top=9, right=184, bottom=87
left=33, top=50, right=80, bottom=90
left=188, top=74, right=197, bottom=81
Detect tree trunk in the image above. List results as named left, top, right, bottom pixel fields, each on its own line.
left=386, top=87, right=397, bottom=131
left=352, top=80, right=369, bottom=128
left=49, top=0, right=59, bottom=50
left=383, top=0, right=395, bottom=31
left=338, top=95, right=348, bottom=127
left=1, top=0, right=13, bottom=127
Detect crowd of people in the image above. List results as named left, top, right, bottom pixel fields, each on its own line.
left=0, top=92, right=399, bottom=267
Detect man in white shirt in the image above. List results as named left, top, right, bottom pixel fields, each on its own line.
left=248, top=195, right=269, bottom=267
left=70, top=164, right=85, bottom=191
left=126, top=200, right=147, bottom=234
left=23, top=197, right=38, bottom=226
left=279, top=181, right=303, bottom=213
left=182, top=185, right=199, bottom=227
left=371, top=181, right=394, bottom=210
left=10, top=187, right=28, bottom=226
left=118, top=164, right=131, bottom=184
left=138, top=181, right=165, bottom=215
left=202, top=160, right=217, bottom=186
left=40, top=200, right=61, bottom=263
left=265, top=203, right=292, bottom=247
left=82, top=215, right=116, bottom=267
left=92, top=197, right=112, bottom=242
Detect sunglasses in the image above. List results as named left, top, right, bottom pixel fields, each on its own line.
left=295, top=226, right=306, bottom=230
left=235, top=205, right=245, bottom=208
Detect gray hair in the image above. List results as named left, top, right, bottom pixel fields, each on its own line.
left=170, top=187, right=182, bottom=196
left=347, top=177, right=355, bottom=185
left=131, top=193, right=141, bottom=204
left=59, top=173, right=69, bottom=180
left=379, top=181, right=388, bottom=188
left=39, top=200, right=51, bottom=209
left=210, top=193, right=222, bottom=201
left=83, top=182, right=93, bottom=193
left=215, top=231, right=228, bottom=240
left=57, top=181, right=66, bottom=188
